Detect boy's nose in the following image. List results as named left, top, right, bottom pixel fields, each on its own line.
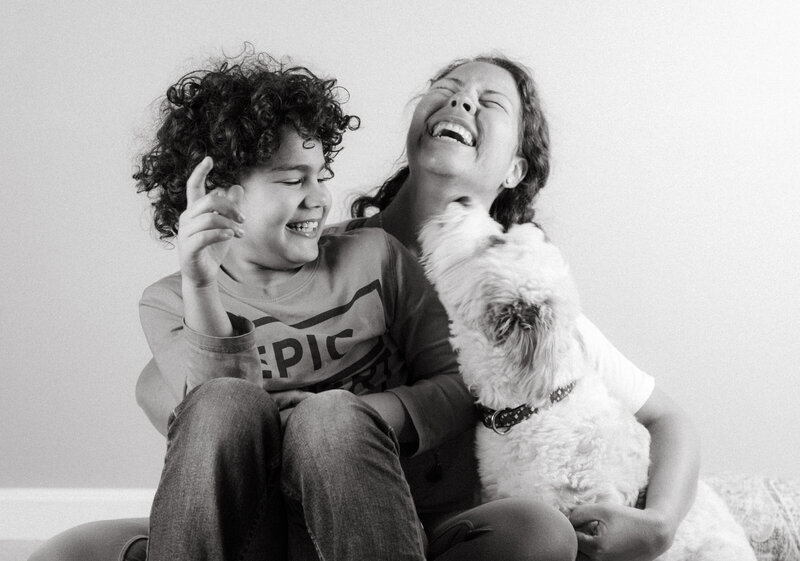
left=304, top=180, right=330, bottom=208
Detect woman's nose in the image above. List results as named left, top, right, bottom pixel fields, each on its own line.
left=449, top=93, right=476, bottom=114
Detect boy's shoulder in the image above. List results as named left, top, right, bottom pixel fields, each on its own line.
left=144, top=271, right=181, bottom=294
left=321, top=218, right=398, bottom=248
left=140, top=271, right=182, bottom=305
left=319, top=222, right=395, bottom=256
left=323, top=217, right=371, bottom=235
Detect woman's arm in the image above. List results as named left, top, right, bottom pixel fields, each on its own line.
left=635, top=387, right=700, bottom=542
left=568, top=316, right=700, bottom=560
left=570, top=387, right=700, bottom=561
left=376, top=232, right=476, bottom=455
left=359, top=391, right=418, bottom=444
left=135, top=359, right=177, bottom=437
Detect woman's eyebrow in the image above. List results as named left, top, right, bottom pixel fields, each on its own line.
left=435, top=78, right=513, bottom=101
left=434, top=77, right=462, bottom=86
left=484, top=90, right=512, bottom=103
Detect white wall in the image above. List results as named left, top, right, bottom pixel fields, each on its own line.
left=1, top=0, right=798, bottom=491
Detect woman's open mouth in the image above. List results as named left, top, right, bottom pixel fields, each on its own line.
left=429, top=121, right=476, bottom=146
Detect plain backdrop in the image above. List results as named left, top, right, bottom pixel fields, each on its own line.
left=1, top=0, right=798, bottom=489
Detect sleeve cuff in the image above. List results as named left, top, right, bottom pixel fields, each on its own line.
left=183, top=313, right=256, bottom=353
left=388, top=375, right=475, bottom=456
left=183, top=314, right=261, bottom=393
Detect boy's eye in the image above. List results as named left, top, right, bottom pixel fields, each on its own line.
left=281, top=179, right=303, bottom=186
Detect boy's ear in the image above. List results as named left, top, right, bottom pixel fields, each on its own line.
left=502, top=156, right=528, bottom=190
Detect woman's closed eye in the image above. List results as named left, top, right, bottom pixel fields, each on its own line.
left=481, top=98, right=508, bottom=112
left=432, top=86, right=456, bottom=96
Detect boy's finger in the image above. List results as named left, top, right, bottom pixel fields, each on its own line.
left=227, top=184, right=245, bottom=209
left=183, top=228, right=235, bottom=252
left=183, top=192, right=245, bottom=223
left=271, top=389, right=313, bottom=410
left=186, top=156, right=213, bottom=206
left=179, top=212, right=244, bottom=239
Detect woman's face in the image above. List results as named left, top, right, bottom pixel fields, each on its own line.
left=406, top=61, right=527, bottom=209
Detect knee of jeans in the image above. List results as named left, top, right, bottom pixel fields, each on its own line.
left=283, top=390, right=383, bottom=461
left=173, top=378, right=279, bottom=446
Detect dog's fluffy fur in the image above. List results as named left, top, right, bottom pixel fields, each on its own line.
left=419, top=201, right=755, bottom=561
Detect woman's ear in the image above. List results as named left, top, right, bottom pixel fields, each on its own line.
left=502, top=155, right=528, bottom=190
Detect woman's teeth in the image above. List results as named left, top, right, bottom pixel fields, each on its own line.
left=287, top=220, right=319, bottom=234
left=430, top=121, right=475, bottom=146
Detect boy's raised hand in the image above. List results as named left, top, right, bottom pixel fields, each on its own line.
left=178, top=157, right=245, bottom=288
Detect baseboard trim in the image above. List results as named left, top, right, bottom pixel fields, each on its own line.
left=0, top=488, right=156, bottom=540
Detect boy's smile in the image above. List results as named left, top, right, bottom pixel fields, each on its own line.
left=286, top=219, right=321, bottom=237
left=223, top=127, right=331, bottom=284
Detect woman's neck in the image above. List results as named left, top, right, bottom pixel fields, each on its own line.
left=380, top=171, right=456, bottom=256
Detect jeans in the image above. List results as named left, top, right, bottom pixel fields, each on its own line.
left=148, top=378, right=426, bottom=561
left=29, top=379, right=577, bottom=561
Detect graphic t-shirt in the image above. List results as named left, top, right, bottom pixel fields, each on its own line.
left=139, top=227, right=474, bottom=454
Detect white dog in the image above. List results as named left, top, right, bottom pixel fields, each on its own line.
left=419, top=200, right=754, bottom=561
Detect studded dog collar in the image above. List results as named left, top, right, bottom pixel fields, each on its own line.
left=476, top=382, right=577, bottom=435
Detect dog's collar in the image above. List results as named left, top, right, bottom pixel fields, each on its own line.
left=477, top=382, right=577, bottom=436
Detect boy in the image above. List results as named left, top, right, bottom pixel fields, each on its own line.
left=134, top=51, right=472, bottom=561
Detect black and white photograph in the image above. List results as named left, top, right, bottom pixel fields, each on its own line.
left=2, top=1, right=799, bottom=560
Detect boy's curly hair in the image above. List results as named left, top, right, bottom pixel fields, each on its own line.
left=135, top=49, right=360, bottom=240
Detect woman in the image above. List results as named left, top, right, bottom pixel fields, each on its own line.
left=31, top=54, right=699, bottom=561
left=348, top=54, right=700, bottom=561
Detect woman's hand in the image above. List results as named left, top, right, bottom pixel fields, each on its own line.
left=271, top=389, right=314, bottom=427
left=570, top=503, right=674, bottom=561
left=178, top=156, right=245, bottom=288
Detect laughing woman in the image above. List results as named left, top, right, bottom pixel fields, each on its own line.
left=345, top=55, right=701, bottom=561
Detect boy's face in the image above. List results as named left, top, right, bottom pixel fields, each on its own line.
left=230, top=127, right=331, bottom=274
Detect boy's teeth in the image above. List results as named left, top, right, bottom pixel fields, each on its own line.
left=287, top=220, right=318, bottom=233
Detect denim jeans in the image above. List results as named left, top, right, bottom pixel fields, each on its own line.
left=29, top=379, right=578, bottom=561
left=146, top=378, right=426, bottom=561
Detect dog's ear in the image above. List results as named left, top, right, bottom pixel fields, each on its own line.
left=486, top=299, right=540, bottom=346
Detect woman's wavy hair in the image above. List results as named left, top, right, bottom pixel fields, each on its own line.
left=351, top=54, right=550, bottom=230
left=135, top=47, right=360, bottom=240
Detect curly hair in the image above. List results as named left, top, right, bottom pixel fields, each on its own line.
left=351, top=54, right=549, bottom=231
left=135, top=48, right=360, bottom=240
